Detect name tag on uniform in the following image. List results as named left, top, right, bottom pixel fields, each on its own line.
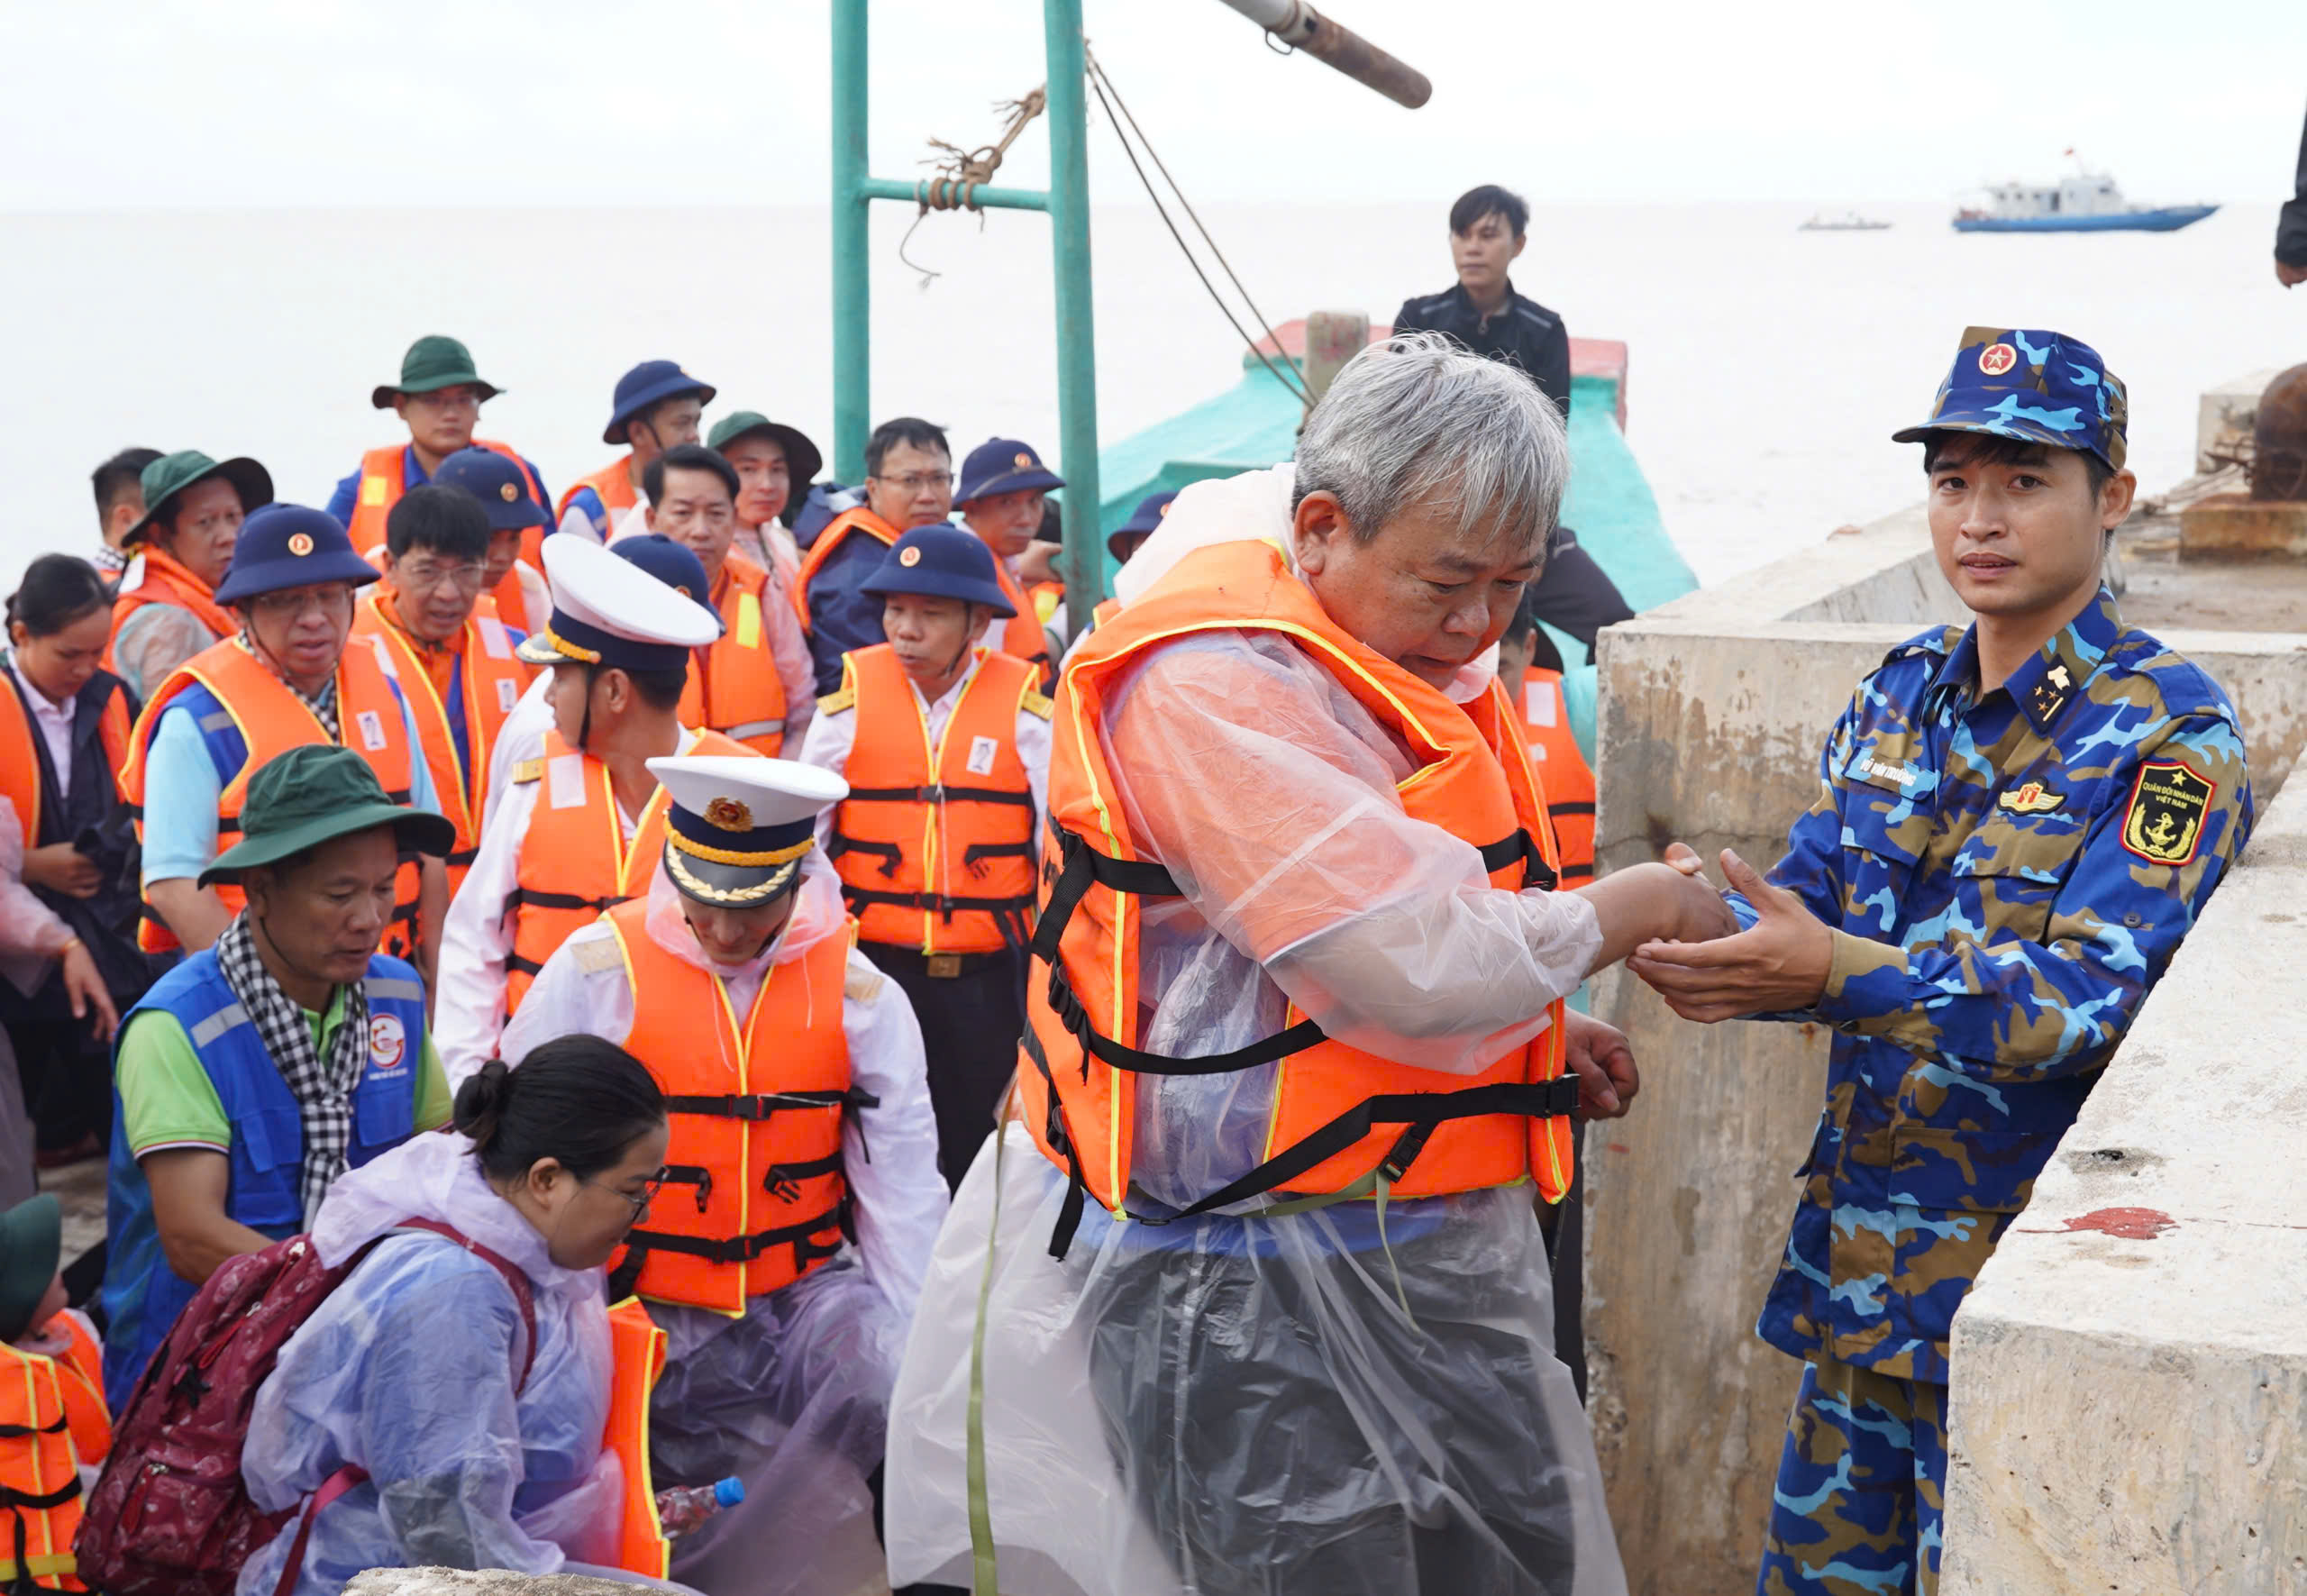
left=497, top=678, right=519, bottom=714
left=476, top=616, right=513, bottom=660
left=547, top=752, right=587, bottom=809
left=1848, top=752, right=1923, bottom=793
left=356, top=710, right=388, bottom=752
left=1523, top=681, right=1557, bottom=727
left=360, top=476, right=389, bottom=507
left=966, top=734, right=999, bottom=776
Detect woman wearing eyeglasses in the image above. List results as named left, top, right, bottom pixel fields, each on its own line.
left=235, top=1035, right=703, bottom=1594
left=117, top=504, right=449, bottom=974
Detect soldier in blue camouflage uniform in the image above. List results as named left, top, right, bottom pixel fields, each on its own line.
left=1629, top=327, right=2256, bottom=1596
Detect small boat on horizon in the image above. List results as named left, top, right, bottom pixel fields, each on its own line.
left=1799, top=211, right=1892, bottom=233
left=1954, top=155, right=2216, bottom=234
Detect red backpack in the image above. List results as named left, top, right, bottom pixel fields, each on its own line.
left=76, top=1217, right=536, bottom=1596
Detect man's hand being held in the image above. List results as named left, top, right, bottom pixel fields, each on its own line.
left=1628, top=850, right=1834, bottom=1022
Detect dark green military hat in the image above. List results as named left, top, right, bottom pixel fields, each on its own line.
left=372, top=334, right=502, bottom=409
left=200, top=745, right=453, bottom=886
left=122, top=450, right=276, bottom=548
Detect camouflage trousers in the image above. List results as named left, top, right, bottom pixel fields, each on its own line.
left=1755, top=1356, right=1947, bottom=1596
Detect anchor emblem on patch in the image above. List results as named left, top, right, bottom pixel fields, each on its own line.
left=1997, top=781, right=2062, bottom=816
left=2120, top=758, right=2213, bottom=867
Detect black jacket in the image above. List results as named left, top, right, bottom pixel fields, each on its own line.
left=1391, top=280, right=1572, bottom=417
left=2280, top=102, right=2307, bottom=269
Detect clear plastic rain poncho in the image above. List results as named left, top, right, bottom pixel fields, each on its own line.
left=502, top=859, right=949, bottom=1596
left=235, top=1131, right=665, bottom=1594
left=885, top=473, right=1626, bottom=1596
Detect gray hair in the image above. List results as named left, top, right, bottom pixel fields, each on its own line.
left=1292, top=330, right=1570, bottom=550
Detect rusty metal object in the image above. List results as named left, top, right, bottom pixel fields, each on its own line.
left=2250, top=363, right=2307, bottom=501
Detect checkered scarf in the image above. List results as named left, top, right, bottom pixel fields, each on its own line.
left=237, top=634, right=340, bottom=740
left=214, top=911, right=369, bottom=1227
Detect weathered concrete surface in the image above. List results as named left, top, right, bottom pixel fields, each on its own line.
left=343, top=1571, right=637, bottom=1595
left=1584, top=507, right=2307, bottom=1596
left=1939, top=774, right=2307, bottom=1596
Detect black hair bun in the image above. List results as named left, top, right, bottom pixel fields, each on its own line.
left=451, top=1058, right=514, bottom=1145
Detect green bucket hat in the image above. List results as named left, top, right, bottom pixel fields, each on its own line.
left=123, top=450, right=276, bottom=549
left=0, top=1194, right=61, bottom=1345
left=706, top=410, right=825, bottom=491
left=371, top=334, right=502, bottom=409
left=200, top=745, right=454, bottom=888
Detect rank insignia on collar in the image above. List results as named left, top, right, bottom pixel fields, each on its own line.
left=1998, top=781, right=2063, bottom=815
left=2026, top=664, right=2072, bottom=721
left=2120, top=758, right=2213, bottom=867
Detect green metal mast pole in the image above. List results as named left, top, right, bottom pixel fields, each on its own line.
left=1043, top=0, right=1104, bottom=611
left=830, top=0, right=871, bottom=483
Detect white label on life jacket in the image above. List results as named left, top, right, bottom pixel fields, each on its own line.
left=356, top=710, right=388, bottom=751
left=1523, top=680, right=1557, bottom=728
left=497, top=677, right=519, bottom=714
left=547, top=752, right=587, bottom=809
left=966, top=735, right=999, bottom=776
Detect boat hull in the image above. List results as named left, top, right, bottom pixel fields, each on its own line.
left=1953, top=204, right=2218, bottom=233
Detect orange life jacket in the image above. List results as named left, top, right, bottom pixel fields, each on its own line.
left=105, top=548, right=234, bottom=675
left=557, top=455, right=639, bottom=539
left=1515, top=668, right=1597, bottom=887
left=499, top=728, right=752, bottom=1016
left=793, top=506, right=902, bottom=627
left=1026, top=578, right=1063, bottom=625
left=343, top=441, right=547, bottom=558
left=825, top=645, right=1043, bottom=955
left=484, top=560, right=549, bottom=634
left=1017, top=541, right=1574, bottom=1250
left=0, top=1312, right=112, bottom=1591
left=351, top=591, right=533, bottom=898
left=986, top=558, right=1055, bottom=693
left=0, top=670, right=132, bottom=852
left=678, top=555, right=789, bottom=756
left=118, top=636, right=423, bottom=958
left=602, top=1299, right=673, bottom=1581
left=602, top=899, right=860, bottom=1312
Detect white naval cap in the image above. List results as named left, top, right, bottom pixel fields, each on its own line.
left=646, top=755, right=849, bottom=905
left=514, top=532, right=723, bottom=671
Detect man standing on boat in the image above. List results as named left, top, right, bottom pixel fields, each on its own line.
left=884, top=334, right=1734, bottom=1596
left=559, top=360, right=716, bottom=542
left=951, top=438, right=1065, bottom=690
left=1629, top=330, right=2255, bottom=1596
left=2276, top=101, right=2307, bottom=287
left=798, top=417, right=956, bottom=695
left=330, top=336, right=551, bottom=559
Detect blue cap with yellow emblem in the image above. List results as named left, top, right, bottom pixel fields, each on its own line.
left=859, top=524, right=1017, bottom=616
left=647, top=754, right=848, bottom=905
left=1892, top=326, right=2128, bottom=470
left=955, top=437, right=1066, bottom=506
left=515, top=533, right=722, bottom=671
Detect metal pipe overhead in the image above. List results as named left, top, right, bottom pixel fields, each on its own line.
left=1212, top=0, right=1433, bottom=108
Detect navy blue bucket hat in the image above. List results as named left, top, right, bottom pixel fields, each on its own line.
left=433, top=448, right=548, bottom=531
left=859, top=524, right=1017, bottom=616
left=214, top=505, right=380, bottom=606
left=954, top=437, right=1066, bottom=507
left=605, top=360, right=717, bottom=446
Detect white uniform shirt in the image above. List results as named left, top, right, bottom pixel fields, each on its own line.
left=500, top=867, right=949, bottom=1314
left=436, top=724, right=712, bottom=1087
left=793, top=649, right=1052, bottom=854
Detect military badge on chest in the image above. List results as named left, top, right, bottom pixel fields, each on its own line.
left=1996, top=781, right=2063, bottom=816
left=2120, top=758, right=2214, bottom=866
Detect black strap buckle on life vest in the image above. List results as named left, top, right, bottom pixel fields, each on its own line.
left=1025, top=825, right=1573, bottom=1258
left=661, top=1088, right=865, bottom=1123
left=0, top=1480, right=81, bottom=1511
left=0, top=1416, right=68, bottom=1440
left=620, top=1202, right=848, bottom=1268
left=839, top=885, right=1039, bottom=924
left=660, top=1164, right=714, bottom=1214
left=845, top=783, right=1035, bottom=809
left=502, top=887, right=631, bottom=917
left=961, top=840, right=1035, bottom=878
left=761, top=1151, right=843, bottom=1204
left=825, top=834, right=906, bottom=879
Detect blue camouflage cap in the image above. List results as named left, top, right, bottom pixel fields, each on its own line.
left=1892, top=326, right=2128, bottom=470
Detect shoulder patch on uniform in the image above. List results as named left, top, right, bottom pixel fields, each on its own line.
left=817, top=685, right=855, bottom=716
left=843, top=962, right=885, bottom=1002
left=572, top=935, right=624, bottom=975
left=1879, top=625, right=1963, bottom=669
left=1018, top=688, right=1054, bottom=721
left=511, top=757, right=543, bottom=785
left=2120, top=757, right=2213, bottom=867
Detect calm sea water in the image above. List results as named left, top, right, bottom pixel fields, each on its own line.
left=1, top=199, right=2293, bottom=591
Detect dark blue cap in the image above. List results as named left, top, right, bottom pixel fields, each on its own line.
left=214, top=505, right=379, bottom=606
left=955, top=437, right=1065, bottom=507
left=859, top=524, right=1017, bottom=616
left=606, top=360, right=716, bottom=446
left=433, top=448, right=547, bottom=531
left=1112, top=489, right=1178, bottom=555
left=1891, top=326, right=2129, bottom=471
left=611, top=534, right=715, bottom=606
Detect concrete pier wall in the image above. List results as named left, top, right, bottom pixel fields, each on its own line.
left=1582, top=510, right=2307, bottom=1595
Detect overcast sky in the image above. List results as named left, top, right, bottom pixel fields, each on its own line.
left=8, top=1, right=2302, bottom=211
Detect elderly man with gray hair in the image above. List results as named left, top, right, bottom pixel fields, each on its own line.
left=885, top=334, right=1730, bottom=1596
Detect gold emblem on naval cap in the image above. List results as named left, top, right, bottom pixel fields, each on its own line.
left=1158, top=500, right=1172, bottom=517
left=898, top=546, right=922, bottom=567
left=703, top=796, right=754, bottom=833
left=287, top=532, right=315, bottom=556
left=499, top=482, right=519, bottom=502
left=1015, top=451, right=1035, bottom=470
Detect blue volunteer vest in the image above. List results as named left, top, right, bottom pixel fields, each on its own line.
left=99, top=948, right=429, bottom=1409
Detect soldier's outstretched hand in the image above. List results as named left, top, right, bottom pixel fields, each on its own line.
left=1627, top=850, right=1834, bottom=1022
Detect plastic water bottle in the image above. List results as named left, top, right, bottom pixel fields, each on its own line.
left=655, top=1476, right=744, bottom=1539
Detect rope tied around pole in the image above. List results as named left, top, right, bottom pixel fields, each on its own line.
left=898, top=86, right=1049, bottom=287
